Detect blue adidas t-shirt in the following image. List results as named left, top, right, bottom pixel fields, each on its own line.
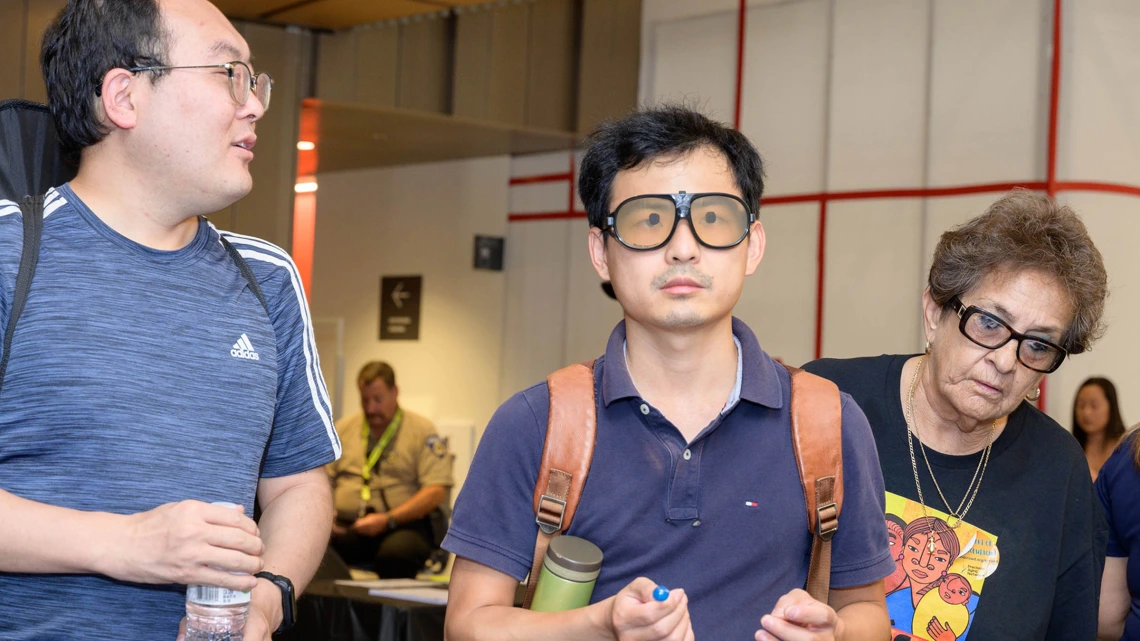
left=0, top=185, right=342, bottom=640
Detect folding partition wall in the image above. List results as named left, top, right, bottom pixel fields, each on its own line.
left=503, top=0, right=1140, bottom=423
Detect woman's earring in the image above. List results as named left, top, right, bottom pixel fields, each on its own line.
left=924, top=341, right=932, bottom=354
left=1027, top=387, right=1041, bottom=402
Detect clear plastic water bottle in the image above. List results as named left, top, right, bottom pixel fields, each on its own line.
left=185, top=502, right=251, bottom=641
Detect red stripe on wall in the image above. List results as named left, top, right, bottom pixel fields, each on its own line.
left=1038, top=0, right=1064, bottom=412
left=508, top=211, right=588, bottom=222
left=814, top=200, right=828, bottom=360
left=509, top=172, right=575, bottom=186
left=507, top=179, right=1140, bottom=221
left=291, top=191, right=317, bottom=298
left=1046, top=0, right=1063, bottom=196
left=734, top=0, right=747, bottom=131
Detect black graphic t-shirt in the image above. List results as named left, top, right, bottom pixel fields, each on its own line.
left=805, top=354, right=1105, bottom=641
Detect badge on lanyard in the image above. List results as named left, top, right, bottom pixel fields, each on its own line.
left=359, top=409, right=402, bottom=518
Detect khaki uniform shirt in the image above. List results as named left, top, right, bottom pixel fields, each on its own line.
left=327, top=409, right=453, bottom=523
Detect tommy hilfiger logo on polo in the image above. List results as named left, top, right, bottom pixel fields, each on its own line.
left=231, top=334, right=260, bottom=360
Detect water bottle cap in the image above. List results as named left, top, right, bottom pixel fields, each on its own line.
left=544, top=535, right=603, bottom=581
left=188, top=502, right=252, bottom=605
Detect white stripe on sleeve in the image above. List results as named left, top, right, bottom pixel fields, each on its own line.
left=233, top=246, right=340, bottom=458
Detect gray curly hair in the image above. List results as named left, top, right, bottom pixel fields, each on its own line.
left=928, top=189, right=1107, bottom=355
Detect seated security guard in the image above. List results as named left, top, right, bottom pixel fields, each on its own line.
left=327, top=361, right=453, bottom=578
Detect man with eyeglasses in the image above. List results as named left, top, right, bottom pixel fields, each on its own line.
left=442, top=106, right=895, bottom=640
left=0, top=1, right=339, bottom=640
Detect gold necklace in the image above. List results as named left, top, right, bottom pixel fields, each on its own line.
left=904, top=355, right=995, bottom=533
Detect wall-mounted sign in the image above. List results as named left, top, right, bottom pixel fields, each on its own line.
left=474, top=235, right=505, bottom=271
left=380, top=275, right=422, bottom=340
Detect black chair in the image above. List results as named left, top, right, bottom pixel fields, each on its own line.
left=0, top=99, right=76, bottom=202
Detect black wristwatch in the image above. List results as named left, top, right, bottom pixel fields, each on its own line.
left=255, top=571, right=296, bottom=635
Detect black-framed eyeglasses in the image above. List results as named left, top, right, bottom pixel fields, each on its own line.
left=950, top=296, right=1067, bottom=373
left=604, top=191, right=756, bottom=251
left=128, top=61, right=273, bottom=110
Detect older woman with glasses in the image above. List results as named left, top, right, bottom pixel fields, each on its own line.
left=805, top=190, right=1108, bottom=641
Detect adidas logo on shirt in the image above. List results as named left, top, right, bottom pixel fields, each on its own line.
left=230, top=333, right=260, bottom=361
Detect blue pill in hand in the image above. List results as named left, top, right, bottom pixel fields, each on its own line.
left=652, top=585, right=670, bottom=602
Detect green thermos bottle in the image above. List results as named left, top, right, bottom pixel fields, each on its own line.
left=529, top=536, right=603, bottom=612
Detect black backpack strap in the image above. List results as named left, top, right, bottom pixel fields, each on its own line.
left=0, top=195, right=45, bottom=395
left=219, top=235, right=269, bottom=317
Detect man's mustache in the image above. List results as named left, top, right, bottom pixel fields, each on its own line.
left=650, top=268, right=713, bottom=289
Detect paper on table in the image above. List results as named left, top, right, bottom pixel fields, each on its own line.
left=367, top=587, right=449, bottom=605
left=334, top=579, right=442, bottom=589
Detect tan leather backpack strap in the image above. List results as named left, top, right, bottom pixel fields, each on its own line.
left=523, top=360, right=597, bottom=609
left=784, top=364, right=844, bottom=604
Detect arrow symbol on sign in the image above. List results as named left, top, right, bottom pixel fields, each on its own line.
left=392, top=281, right=411, bottom=309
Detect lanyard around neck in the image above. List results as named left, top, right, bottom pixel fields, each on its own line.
left=360, top=408, right=402, bottom=505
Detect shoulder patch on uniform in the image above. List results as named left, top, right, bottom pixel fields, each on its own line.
left=425, top=435, right=448, bottom=458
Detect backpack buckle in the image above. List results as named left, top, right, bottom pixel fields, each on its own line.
left=536, top=494, right=567, bottom=535
left=816, top=501, right=839, bottom=541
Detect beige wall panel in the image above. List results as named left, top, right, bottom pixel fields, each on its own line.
left=1048, top=193, right=1140, bottom=426
left=310, top=156, right=510, bottom=490
left=927, top=0, right=1043, bottom=186
left=317, top=31, right=357, bottom=102
left=230, top=23, right=306, bottom=247
left=487, top=3, right=529, bottom=126
left=525, top=0, right=577, bottom=132
left=24, top=0, right=65, bottom=103
left=822, top=199, right=925, bottom=359
left=0, top=0, right=24, bottom=99
left=452, top=9, right=492, bottom=119
left=828, top=0, right=929, bottom=191
left=397, top=17, right=451, bottom=114
left=355, top=25, right=398, bottom=108
left=500, top=219, right=572, bottom=401
left=563, top=221, right=623, bottom=366
left=734, top=204, right=819, bottom=368
left=578, top=0, right=640, bottom=134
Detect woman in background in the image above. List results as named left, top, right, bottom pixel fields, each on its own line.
left=1073, top=377, right=1126, bottom=480
left=1095, top=425, right=1140, bottom=640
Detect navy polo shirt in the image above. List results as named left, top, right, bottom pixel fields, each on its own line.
left=444, top=318, right=893, bottom=639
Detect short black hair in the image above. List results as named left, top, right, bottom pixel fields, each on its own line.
left=577, top=104, right=765, bottom=229
left=41, top=0, right=171, bottom=156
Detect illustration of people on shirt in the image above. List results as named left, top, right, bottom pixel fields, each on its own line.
left=886, top=514, right=909, bottom=594
left=913, top=572, right=972, bottom=640
left=884, top=493, right=999, bottom=641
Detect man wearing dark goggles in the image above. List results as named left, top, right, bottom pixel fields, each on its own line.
left=444, top=106, right=894, bottom=641
left=605, top=191, right=756, bottom=251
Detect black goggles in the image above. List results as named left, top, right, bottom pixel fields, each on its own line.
left=604, top=191, right=756, bottom=251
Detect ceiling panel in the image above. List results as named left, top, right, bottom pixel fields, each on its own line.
left=302, top=99, right=577, bottom=173
left=214, top=0, right=526, bottom=31
left=209, top=0, right=299, bottom=20
left=274, top=1, right=446, bottom=31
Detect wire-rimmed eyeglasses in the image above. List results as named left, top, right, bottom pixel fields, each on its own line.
left=129, top=61, right=272, bottom=110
